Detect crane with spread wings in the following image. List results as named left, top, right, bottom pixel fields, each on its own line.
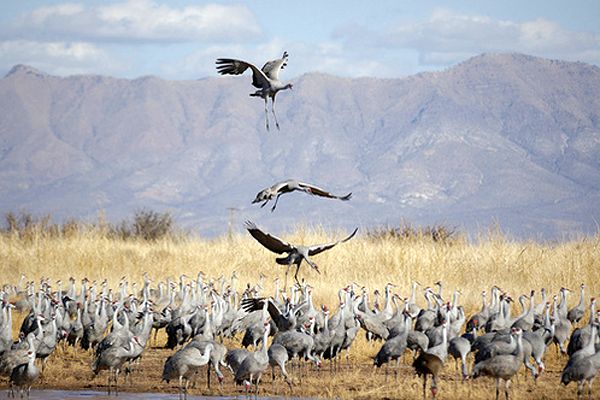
left=245, top=221, right=358, bottom=287
left=216, top=51, right=292, bottom=131
left=252, top=179, right=352, bottom=212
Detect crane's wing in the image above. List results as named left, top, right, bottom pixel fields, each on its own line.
left=272, top=179, right=297, bottom=194
left=215, top=58, right=270, bottom=90
left=307, top=228, right=358, bottom=256
left=245, top=221, right=293, bottom=254
left=240, top=297, right=282, bottom=321
left=298, top=181, right=352, bottom=200
left=261, top=51, right=288, bottom=80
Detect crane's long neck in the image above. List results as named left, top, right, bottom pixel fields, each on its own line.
left=552, top=297, right=560, bottom=320
left=515, top=333, right=523, bottom=355
left=577, top=286, right=585, bottom=308
left=559, top=290, right=568, bottom=312
left=544, top=304, right=552, bottom=329
left=529, top=293, right=535, bottom=313
left=404, top=314, right=412, bottom=333
left=261, top=326, right=270, bottom=354
left=490, top=288, right=499, bottom=311
left=583, top=325, right=597, bottom=354
left=112, top=308, right=123, bottom=331
left=274, top=281, right=280, bottom=300
left=425, top=291, right=433, bottom=310
left=35, top=317, right=44, bottom=340
left=410, top=282, right=417, bottom=304
left=383, top=286, right=392, bottom=311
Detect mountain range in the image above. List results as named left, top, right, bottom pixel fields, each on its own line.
left=1, top=53, right=599, bottom=240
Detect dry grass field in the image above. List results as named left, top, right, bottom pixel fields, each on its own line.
left=0, top=227, right=599, bottom=399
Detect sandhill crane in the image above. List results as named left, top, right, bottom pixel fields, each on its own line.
left=472, top=327, right=524, bottom=400
left=245, top=221, right=358, bottom=286
left=272, top=319, right=320, bottom=367
left=511, top=291, right=535, bottom=331
left=0, top=301, right=15, bottom=353
left=0, top=335, right=36, bottom=378
left=560, top=334, right=600, bottom=400
left=216, top=51, right=292, bottom=131
left=162, top=343, right=213, bottom=399
left=568, top=298, right=597, bottom=356
left=552, top=294, right=572, bottom=354
left=268, top=343, right=293, bottom=389
left=225, top=348, right=250, bottom=374
left=448, top=328, right=474, bottom=381
left=184, top=339, right=227, bottom=389
left=235, top=320, right=271, bottom=394
left=467, top=290, right=489, bottom=331
left=252, top=179, right=352, bottom=212
left=413, top=352, right=443, bottom=400
left=9, top=349, right=39, bottom=398
left=374, top=312, right=411, bottom=381
left=568, top=284, right=587, bottom=324
left=92, top=335, right=140, bottom=395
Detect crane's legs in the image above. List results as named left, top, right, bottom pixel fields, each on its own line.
left=577, top=380, right=584, bottom=400
left=294, top=265, right=301, bottom=285
left=271, top=97, right=280, bottom=130
left=271, top=194, right=282, bottom=212
left=114, top=369, right=119, bottom=396
left=107, top=367, right=113, bottom=395
left=284, top=265, right=291, bottom=291
left=207, top=361, right=211, bottom=389
left=504, top=379, right=510, bottom=400
left=263, top=99, right=270, bottom=131
left=422, top=374, right=427, bottom=400
left=495, top=377, right=500, bottom=400
left=460, top=354, right=468, bottom=381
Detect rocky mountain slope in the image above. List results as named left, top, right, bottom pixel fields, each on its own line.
left=1, top=53, right=599, bottom=239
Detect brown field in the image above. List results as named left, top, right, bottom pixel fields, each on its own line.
left=1, top=228, right=599, bottom=399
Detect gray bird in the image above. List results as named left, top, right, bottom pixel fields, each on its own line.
left=472, top=327, right=524, bottom=400
left=561, top=337, right=600, bottom=400
left=216, top=51, right=292, bottom=131
left=567, top=284, right=587, bottom=324
left=235, top=320, right=271, bottom=394
left=448, top=332, right=472, bottom=381
left=268, top=343, right=293, bottom=389
left=162, top=343, right=213, bottom=399
left=245, top=221, right=358, bottom=287
left=92, top=335, right=140, bottom=395
left=252, top=179, right=352, bottom=212
left=9, top=349, right=39, bottom=398
left=225, top=348, right=250, bottom=374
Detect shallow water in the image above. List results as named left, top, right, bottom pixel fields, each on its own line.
left=7, top=389, right=302, bottom=400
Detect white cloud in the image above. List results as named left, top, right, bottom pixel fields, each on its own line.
left=0, top=40, right=123, bottom=76
left=336, top=8, right=600, bottom=68
left=5, top=0, right=262, bottom=43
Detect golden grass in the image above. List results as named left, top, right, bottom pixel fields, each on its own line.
left=2, top=229, right=599, bottom=310
left=1, top=229, right=599, bottom=398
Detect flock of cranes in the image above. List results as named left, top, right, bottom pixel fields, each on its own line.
left=0, top=274, right=598, bottom=399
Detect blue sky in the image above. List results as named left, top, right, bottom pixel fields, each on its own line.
left=1, top=0, right=599, bottom=79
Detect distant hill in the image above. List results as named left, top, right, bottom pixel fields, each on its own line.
left=1, top=53, right=599, bottom=239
